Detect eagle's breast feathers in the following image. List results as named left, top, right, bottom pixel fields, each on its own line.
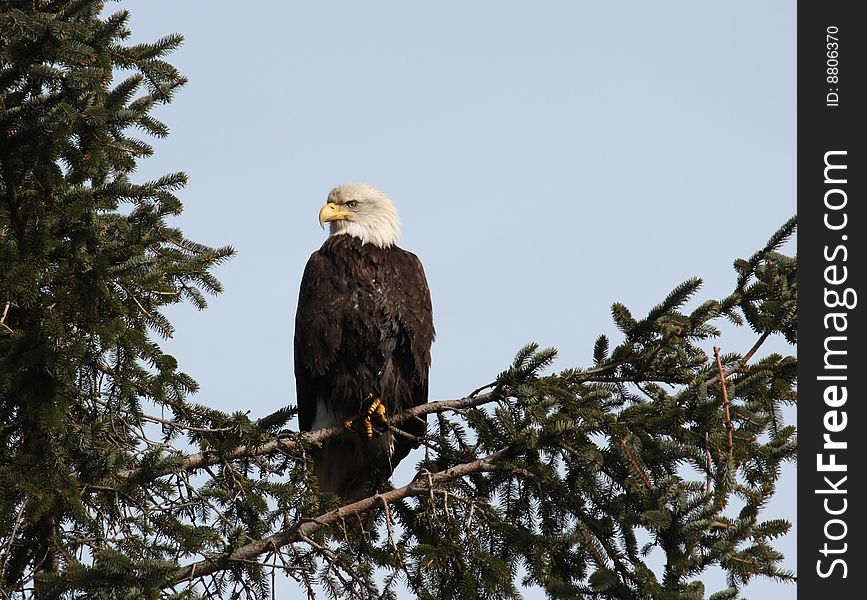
left=294, top=185, right=433, bottom=500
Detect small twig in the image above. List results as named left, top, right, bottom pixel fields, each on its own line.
left=576, top=524, right=608, bottom=571
left=106, top=141, right=147, bottom=156
left=118, top=283, right=155, bottom=320
left=714, top=347, right=734, bottom=460
left=592, top=376, right=685, bottom=385
left=139, top=412, right=234, bottom=434
left=464, top=501, right=475, bottom=532
left=379, top=496, right=398, bottom=552
left=387, top=424, right=420, bottom=443
left=619, top=438, right=652, bottom=490
left=723, top=331, right=772, bottom=378
left=468, top=381, right=496, bottom=398
left=442, top=490, right=452, bottom=521
left=159, top=231, right=205, bottom=253
left=424, top=470, right=436, bottom=507
left=2, top=498, right=28, bottom=572
left=739, top=331, right=771, bottom=368
left=0, top=301, right=13, bottom=332
left=704, top=431, right=712, bottom=493
left=730, top=409, right=762, bottom=427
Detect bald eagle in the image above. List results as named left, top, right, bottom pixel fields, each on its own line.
left=294, top=184, right=434, bottom=501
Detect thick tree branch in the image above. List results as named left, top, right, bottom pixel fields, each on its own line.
left=117, top=393, right=499, bottom=480
left=124, top=331, right=772, bottom=481
left=171, top=448, right=509, bottom=583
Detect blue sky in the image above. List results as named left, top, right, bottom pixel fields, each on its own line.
left=120, top=1, right=796, bottom=597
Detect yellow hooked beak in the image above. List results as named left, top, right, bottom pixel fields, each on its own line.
left=318, top=202, right=352, bottom=229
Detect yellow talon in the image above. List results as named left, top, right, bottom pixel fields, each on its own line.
left=343, top=395, right=388, bottom=439
left=374, top=402, right=387, bottom=424
left=366, top=396, right=382, bottom=416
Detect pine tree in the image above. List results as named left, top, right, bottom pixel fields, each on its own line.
left=1, top=3, right=796, bottom=599
left=0, top=1, right=234, bottom=595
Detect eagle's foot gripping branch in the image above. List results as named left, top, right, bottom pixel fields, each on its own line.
left=343, top=395, right=389, bottom=439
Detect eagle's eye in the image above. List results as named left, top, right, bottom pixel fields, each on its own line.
left=346, top=200, right=359, bottom=208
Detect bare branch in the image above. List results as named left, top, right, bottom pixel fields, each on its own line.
left=618, top=438, right=652, bottom=489
left=171, top=448, right=509, bottom=583
left=120, top=393, right=499, bottom=479
left=121, top=329, right=773, bottom=481
left=726, top=330, right=772, bottom=377
left=714, top=346, right=734, bottom=460
left=2, top=498, right=28, bottom=573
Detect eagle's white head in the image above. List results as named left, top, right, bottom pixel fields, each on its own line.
left=318, top=183, right=400, bottom=248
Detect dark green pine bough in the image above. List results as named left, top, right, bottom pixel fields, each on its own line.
left=1, top=3, right=796, bottom=599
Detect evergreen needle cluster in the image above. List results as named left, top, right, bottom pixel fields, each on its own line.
left=1, top=3, right=796, bottom=599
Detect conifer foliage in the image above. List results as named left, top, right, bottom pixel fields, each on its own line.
left=1, top=3, right=796, bottom=599
left=1, top=1, right=234, bottom=596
